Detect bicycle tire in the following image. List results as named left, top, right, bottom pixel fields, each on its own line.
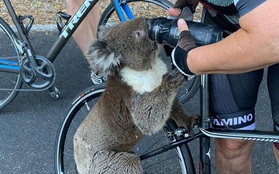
left=98, top=0, right=173, bottom=25
left=54, top=83, right=195, bottom=174
left=178, top=75, right=200, bottom=104
left=0, top=17, right=23, bottom=110
left=98, top=0, right=200, bottom=104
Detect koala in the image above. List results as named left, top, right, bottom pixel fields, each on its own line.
left=74, top=17, right=198, bottom=174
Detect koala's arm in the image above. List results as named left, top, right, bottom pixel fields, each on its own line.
left=131, top=89, right=175, bottom=135
left=130, top=69, right=185, bottom=135
left=170, top=99, right=200, bottom=132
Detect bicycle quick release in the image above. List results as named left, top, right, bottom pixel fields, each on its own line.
left=147, top=17, right=223, bottom=47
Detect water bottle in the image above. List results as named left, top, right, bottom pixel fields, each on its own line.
left=147, top=17, right=223, bottom=47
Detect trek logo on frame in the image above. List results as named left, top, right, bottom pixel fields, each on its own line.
left=60, top=0, right=93, bottom=38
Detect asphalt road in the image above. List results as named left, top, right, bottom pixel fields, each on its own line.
left=0, top=30, right=279, bottom=174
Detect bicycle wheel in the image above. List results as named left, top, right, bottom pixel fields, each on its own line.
left=99, top=0, right=173, bottom=24
left=0, top=18, right=22, bottom=110
left=99, top=0, right=200, bottom=104
left=178, top=75, right=200, bottom=104
left=54, top=84, right=195, bottom=174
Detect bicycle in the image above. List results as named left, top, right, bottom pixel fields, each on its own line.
left=0, top=0, right=200, bottom=110
left=54, top=7, right=279, bottom=174
left=55, top=76, right=279, bottom=174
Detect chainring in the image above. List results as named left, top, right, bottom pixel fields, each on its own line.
left=21, top=55, right=56, bottom=89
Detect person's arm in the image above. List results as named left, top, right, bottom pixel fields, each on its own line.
left=186, top=0, right=279, bottom=74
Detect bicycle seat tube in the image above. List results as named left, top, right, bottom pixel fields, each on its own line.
left=200, top=74, right=211, bottom=174
left=4, top=0, right=41, bottom=70
left=4, top=0, right=36, bottom=55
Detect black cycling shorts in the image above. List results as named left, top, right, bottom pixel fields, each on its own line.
left=201, top=7, right=279, bottom=131
left=209, top=70, right=263, bottom=130
left=210, top=63, right=279, bottom=131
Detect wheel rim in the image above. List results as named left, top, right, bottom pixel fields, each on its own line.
left=0, top=20, right=22, bottom=109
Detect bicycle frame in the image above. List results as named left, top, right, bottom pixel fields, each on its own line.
left=140, top=74, right=279, bottom=174
left=0, top=0, right=136, bottom=76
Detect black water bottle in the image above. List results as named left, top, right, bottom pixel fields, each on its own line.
left=147, top=17, right=223, bottom=47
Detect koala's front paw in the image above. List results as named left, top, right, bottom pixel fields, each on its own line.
left=185, top=115, right=200, bottom=132
left=162, top=69, right=185, bottom=90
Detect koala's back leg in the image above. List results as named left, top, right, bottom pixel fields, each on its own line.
left=90, top=150, right=143, bottom=174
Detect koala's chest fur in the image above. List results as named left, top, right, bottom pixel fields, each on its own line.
left=120, top=57, right=168, bottom=94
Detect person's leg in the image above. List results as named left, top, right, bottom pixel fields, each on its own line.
left=274, top=145, right=279, bottom=164
left=66, top=0, right=107, bottom=84
left=267, top=63, right=279, bottom=164
left=66, top=0, right=100, bottom=55
left=215, top=139, right=254, bottom=174
left=209, top=70, right=264, bottom=174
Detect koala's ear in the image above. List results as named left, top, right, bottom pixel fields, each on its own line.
left=97, top=23, right=116, bottom=39
left=86, top=39, right=122, bottom=77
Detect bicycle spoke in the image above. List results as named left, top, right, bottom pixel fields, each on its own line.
left=0, top=18, right=22, bottom=109
left=142, top=153, right=180, bottom=170
left=139, top=135, right=166, bottom=155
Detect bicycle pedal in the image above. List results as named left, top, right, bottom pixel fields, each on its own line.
left=18, top=15, right=34, bottom=35
left=55, top=11, right=71, bottom=34
left=49, top=86, right=60, bottom=99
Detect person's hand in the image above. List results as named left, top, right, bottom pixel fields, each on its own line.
left=171, top=19, right=196, bottom=80
left=168, top=0, right=195, bottom=20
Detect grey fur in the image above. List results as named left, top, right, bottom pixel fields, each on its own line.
left=74, top=18, right=199, bottom=174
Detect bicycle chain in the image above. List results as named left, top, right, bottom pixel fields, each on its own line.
left=0, top=78, right=55, bottom=92
left=1, top=55, right=56, bottom=92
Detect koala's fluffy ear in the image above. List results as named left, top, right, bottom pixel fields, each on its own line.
left=86, top=38, right=122, bottom=77
left=97, top=24, right=115, bottom=39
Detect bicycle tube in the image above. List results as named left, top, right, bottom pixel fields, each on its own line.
left=0, top=17, right=23, bottom=110
left=200, top=74, right=211, bottom=174
left=54, top=83, right=195, bottom=173
left=112, top=0, right=134, bottom=21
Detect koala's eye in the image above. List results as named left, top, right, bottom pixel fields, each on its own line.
left=135, top=31, right=141, bottom=37
left=133, top=30, right=145, bottom=40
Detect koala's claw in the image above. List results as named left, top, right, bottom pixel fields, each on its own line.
left=185, top=115, right=200, bottom=132
left=162, top=69, right=185, bottom=89
left=172, top=114, right=201, bottom=134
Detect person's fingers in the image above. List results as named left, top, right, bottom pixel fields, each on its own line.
left=168, top=7, right=182, bottom=17
left=177, top=18, right=189, bottom=33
